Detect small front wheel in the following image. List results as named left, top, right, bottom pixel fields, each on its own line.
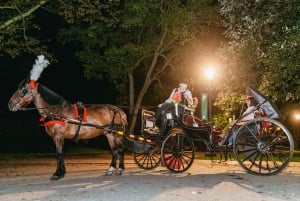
left=233, top=118, right=294, bottom=176
left=161, top=131, right=195, bottom=173
left=133, top=147, right=161, bottom=170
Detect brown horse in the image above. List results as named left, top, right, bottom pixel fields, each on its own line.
left=8, top=78, right=128, bottom=180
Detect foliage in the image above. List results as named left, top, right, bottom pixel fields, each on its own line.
left=0, top=0, right=51, bottom=58
left=216, top=0, right=300, bottom=121
left=56, top=0, right=221, bottom=131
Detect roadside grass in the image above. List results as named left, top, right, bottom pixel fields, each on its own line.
left=1, top=147, right=299, bottom=162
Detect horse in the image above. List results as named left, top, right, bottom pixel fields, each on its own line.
left=8, top=79, right=128, bottom=180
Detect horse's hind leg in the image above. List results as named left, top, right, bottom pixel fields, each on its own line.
left=51, top=137, right=66, bottom=180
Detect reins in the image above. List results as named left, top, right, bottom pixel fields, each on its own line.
left=17, top=91, right=126, bottom=138
left=20, top=107, right=46, bottom=111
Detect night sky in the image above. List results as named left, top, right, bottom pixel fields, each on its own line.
left=0, top=10, right=119, bottom=153
left=0, top=49, right=121, bottom=151
left=0, top=49, right=120, bottom=152
left=0, top=9, right=214, bottom=153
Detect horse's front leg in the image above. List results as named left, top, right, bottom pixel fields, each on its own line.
left=105, top=134, right=125, bottom=176
left=105, top=149, right=118, bottom=176
left=51, top=137, right=66, bottom=180
left=117, top=147, right=125, bottom=175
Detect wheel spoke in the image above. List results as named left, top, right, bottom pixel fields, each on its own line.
left=161, top=132, right=194, bottom=173
left=234, top=118, right=293, bottom=175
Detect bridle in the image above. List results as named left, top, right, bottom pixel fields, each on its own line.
left=10, top=80, right=46, bottom=112
left=9, top=82, right=35, bottom=111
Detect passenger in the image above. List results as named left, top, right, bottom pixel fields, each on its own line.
left=155, top=79, right=193, bottom=135
left=221, top=93, right=264, bottom=147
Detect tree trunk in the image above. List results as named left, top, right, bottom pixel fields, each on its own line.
left=129, top=29, right=167, bottom=133
left=128, top=73, right=134, bottom=124
left=129, top=79, right=152, bottom=133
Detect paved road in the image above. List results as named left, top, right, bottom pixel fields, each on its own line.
left=1, top=154, right=300, bottom=201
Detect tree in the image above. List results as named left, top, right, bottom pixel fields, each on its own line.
left=0, top=0, right=51, bottom=58
left=215, top=0, right=300, bottom=125
left=57, top=0, right=221, bottom=132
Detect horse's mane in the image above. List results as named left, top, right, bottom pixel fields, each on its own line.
left=37, top=83, right=66, bottom=105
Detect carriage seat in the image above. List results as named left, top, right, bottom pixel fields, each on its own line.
left=181, top=97, right=202, bottom=127
left=142, top=109, right=159, bottom=134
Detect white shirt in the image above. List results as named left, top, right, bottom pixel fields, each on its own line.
left=241, top=106, right=256, bottom=121
left=165, top=88, right=193, bottom=105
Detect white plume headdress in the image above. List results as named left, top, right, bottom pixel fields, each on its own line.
left=29, top=55, right=50, bottom=88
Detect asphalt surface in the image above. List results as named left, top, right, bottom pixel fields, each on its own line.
left=1, top=154, right=300, bottom=201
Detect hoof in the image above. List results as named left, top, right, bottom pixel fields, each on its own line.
left=105, top=171, right=114, bottom=176
left=105, top=166, right=116, bottom=176
left=50, top=174, right=64, bottom=180
left=115, top=168, right=123, bottom=175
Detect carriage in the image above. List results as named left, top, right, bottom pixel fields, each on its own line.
left=126, top=86, right=294, bottom=176
left=8, top=55, right=294, bottom=179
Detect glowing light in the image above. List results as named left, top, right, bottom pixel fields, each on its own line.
left=205, top=68, right=215, bottom=80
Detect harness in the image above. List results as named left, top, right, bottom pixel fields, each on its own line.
left=39, top=102, right=87, bottom=143
left=73, top=102, right=86, bottom=143
left=39, top=103, right=125, bottom=142
left=39, top=114, right=66, bottom=126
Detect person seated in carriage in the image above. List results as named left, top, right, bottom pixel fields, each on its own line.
left=154, top=79, right=194, bottom=135
left=220, top=91, right=264, bottom=147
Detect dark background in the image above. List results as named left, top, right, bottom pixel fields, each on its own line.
left=0, top=50, right=120, bottom=152
left=0, top=9, right=125, bottom=153
left=0, top=9, right=210, bottom=153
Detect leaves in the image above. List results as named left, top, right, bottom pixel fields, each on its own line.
left=216, top=0, right=300, bottom=120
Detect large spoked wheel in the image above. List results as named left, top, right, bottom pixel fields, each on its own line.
left=133, top=146, right=161, bottom=170
left=161, top=130, right=195, bottom=173
left=233, top=118, right=294, bottom=176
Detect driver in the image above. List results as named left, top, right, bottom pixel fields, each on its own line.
left=154, top=79, right=193, bottom=135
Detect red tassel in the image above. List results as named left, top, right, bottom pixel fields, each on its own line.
left=29, top=80, right=36, bottom=88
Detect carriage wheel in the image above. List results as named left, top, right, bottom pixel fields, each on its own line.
left=233, top=118, right=294, bottom=176
left=133, top=146, right=161, bottom=170
left=161, top=131, right=195, bottom=173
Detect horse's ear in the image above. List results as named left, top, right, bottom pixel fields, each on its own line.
left=18, top=79, right=29, bottom=88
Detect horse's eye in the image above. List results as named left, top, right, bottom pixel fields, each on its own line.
left=20, top=88, right=28, bottom=97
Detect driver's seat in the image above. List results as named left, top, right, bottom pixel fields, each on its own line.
left=182, top=97, right=199, bottom=127
left=142, top=109, right=159, bottom=135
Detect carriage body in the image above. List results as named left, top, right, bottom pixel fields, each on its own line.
left=132, top=87, right=294, bottom=176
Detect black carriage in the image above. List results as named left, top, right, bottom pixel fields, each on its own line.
left=126, top=86, right=294, bottom=176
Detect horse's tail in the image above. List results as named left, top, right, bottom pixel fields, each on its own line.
left=120, top=108, right=129, bottom=137
left=111, top=105, right=128, bottom=137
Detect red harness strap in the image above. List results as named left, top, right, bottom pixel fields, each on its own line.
left=44, top=120, right=66, bottom=126
left=39, top=103, right=87, bottom=127
left=39, top=117, right=66, bottom=126
left=73, top=103, right=87, bottom=122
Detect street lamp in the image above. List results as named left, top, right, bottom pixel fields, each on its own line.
left=205, top=68, right=215, bottom=121
left=295, top=113, right=300, bottom=121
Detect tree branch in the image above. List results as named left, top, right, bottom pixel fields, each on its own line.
left=0, top=0, right=49, bottom=30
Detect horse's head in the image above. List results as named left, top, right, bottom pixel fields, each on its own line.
left=8, top=79, right=37, bottom=112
